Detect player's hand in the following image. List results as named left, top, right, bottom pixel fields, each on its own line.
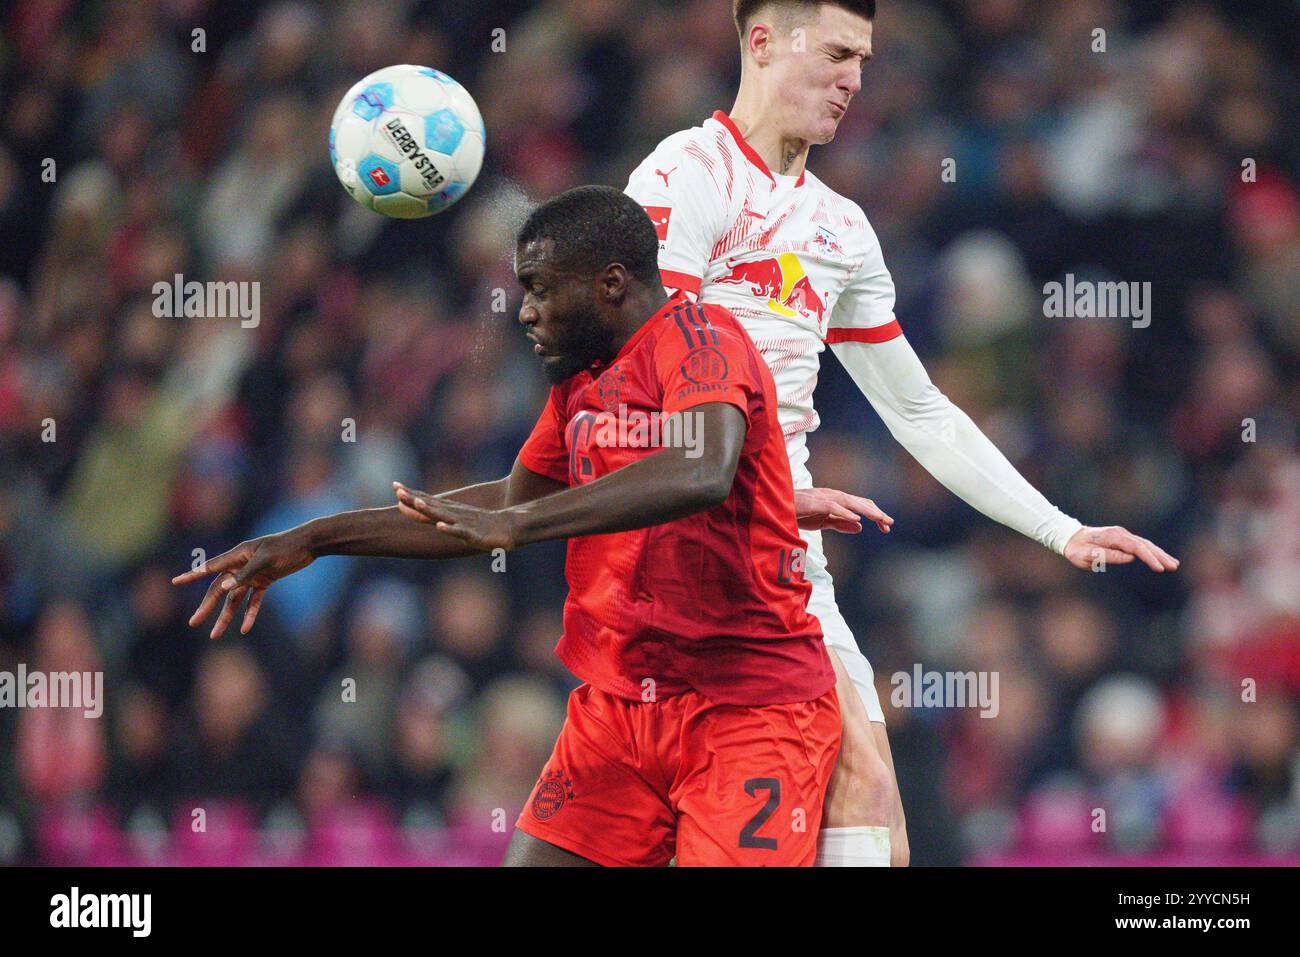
left=794, top=487, right=893, bottom=534
left=1062, top=525, right=1180, bottom=572
left=170, top=531, right=316, bottom=638
left=393, top=482, right=519, bottom=551
left=392, top=482, right=447, bottom=525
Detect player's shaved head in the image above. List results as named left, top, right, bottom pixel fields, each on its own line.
left=733, top=0, right=875, bottom=38
left=516, top=185, right=661, bottom=288
left=514, top=186, right=668, bottom=384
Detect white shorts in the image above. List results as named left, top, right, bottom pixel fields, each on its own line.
left=803, top=527, right=886, bottom=724
left=785, top=439, right=885, bottom=725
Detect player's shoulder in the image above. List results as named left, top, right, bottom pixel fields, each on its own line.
left=697, top=299, right=747, bottom=336
left=802, top=168, right=887, bottom=266
left=649, top=296, right=741, bottom=351
left=656, top=115, right=726, bottom=155
left=650, top=124, right=708, bottom=157
left=646, top=300, right=755, bottom=390
left=803, top=168, right=875, bottom=232
left=632, top=117, right=731, bottom=177
left=687, top=299, right=759, bottom=359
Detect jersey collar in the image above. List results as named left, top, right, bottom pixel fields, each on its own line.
left=712, top=110, right=806, bottom=188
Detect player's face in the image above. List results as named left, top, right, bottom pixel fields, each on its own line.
left=768, top=6, right=872, bottom=145
left=515, top=239, right=617, bottom=385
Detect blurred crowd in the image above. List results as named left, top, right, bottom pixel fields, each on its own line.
left=0, top=0, right=1296, bottom=865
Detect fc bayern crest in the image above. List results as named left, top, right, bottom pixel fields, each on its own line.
left=531, top=768, right=575, bottom=820
left=596, top=367, right=624, bottom=412
left=679, top=346, right=729, bottom=385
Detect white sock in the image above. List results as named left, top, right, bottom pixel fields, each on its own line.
left=815, top=825, right=891, bottom=867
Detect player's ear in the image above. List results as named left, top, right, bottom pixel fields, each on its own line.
left=747, top=22, right=774, bottom=64
left=600, top=263, right=630, bottom=303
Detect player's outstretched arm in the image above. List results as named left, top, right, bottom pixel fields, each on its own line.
left=172, top=459, right=568, bottom=638
left=394, top=402, right=747, bottom=551
left=172, top=511, right=488, bottom=639
left=831, top=335, right=1179, bottom=572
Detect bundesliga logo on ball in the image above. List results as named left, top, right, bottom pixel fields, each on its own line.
left=329, top=64, right=486, bottom=218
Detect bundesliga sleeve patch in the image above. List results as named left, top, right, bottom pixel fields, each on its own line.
left=642, top=205, right=671, bottom=241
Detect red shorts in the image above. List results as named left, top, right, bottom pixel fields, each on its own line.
left=515, top=683, right=840, bottom=866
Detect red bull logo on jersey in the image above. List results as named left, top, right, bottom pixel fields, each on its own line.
left=716, top=252, right=827, bottom=327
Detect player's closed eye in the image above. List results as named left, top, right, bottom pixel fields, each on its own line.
left=829, top=49, right=868, bottom=70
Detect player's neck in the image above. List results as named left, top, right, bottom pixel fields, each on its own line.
left=606, top=285, right=670, bottom=361
left=727, top=93, right=810, bottom=179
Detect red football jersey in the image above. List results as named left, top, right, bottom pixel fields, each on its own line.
left=519, top=291, right=832, bottom=706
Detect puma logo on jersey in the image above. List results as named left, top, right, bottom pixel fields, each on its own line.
left=655, top=167, right=677, bottom=186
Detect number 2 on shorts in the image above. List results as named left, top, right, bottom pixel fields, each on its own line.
left=738, top=777, right=781, bottom=850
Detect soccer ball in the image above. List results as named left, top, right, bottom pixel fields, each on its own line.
left=329, top=64, right=485, bottom=219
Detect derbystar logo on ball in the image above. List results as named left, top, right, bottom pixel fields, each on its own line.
left=329, top=64, right=485, bottom=219
left=379, top=117, right=446, bottom=192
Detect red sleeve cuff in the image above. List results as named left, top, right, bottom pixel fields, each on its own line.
left=824, top=319, right=902, bottom=344
left=659, top=269, right=702, bottom=296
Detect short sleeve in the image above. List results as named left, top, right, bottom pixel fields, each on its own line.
left=654, top=301, right=759, bottom=425
left=825, top=217, right=902, bottom=344
left=517, top=390, right=570, bottom=484
left=625, top=134, right=729, bottom=298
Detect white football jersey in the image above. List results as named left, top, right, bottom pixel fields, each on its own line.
left=625, top=111, right=900, bottom=470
